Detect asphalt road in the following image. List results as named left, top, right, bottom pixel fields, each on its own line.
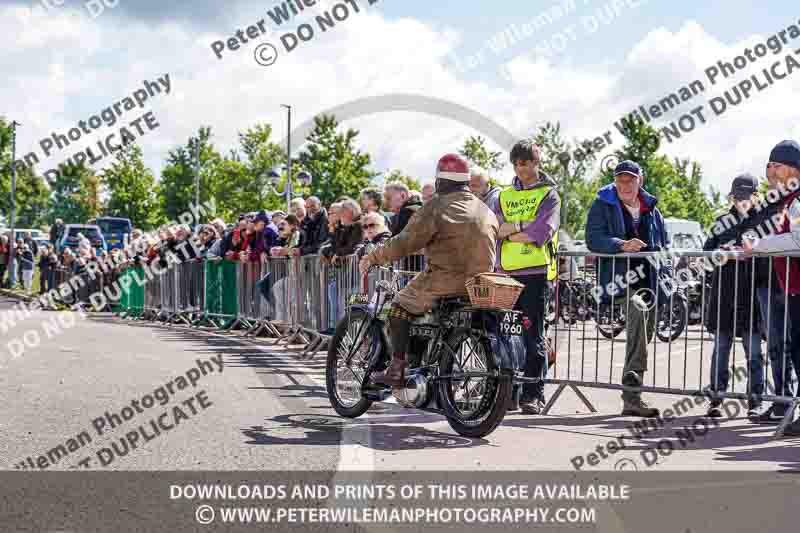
left=1, top=296, right=798, bottom=473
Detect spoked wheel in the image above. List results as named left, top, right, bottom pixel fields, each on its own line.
left=656, top=294, right=688, bottom=342
left=596, top=304, right=625, bottom=339
left=325, top=309, right=379, bottom=418
left=438, top=330, right=512, bottom=438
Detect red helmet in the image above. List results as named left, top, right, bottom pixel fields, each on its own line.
left=435, top=153, right=470, bottom=182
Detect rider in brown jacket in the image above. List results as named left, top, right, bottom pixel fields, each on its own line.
left=359, top=153, right=499, bottom=387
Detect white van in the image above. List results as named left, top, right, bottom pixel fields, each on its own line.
left=664, top=218, right=705, bottom=250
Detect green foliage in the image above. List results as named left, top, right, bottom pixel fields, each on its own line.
left=459, top=135, right=504, bottom=174
left=14, top=166, right=50, bottom=228
left=102, top=144, right=161, bottom=230
left=235, top=123, right=287, bottom=210
left=533, top=122, right=602, bottom=237
left=384, top=168, right=421, bottom=192
left=158, top=127, right=218, bottom=223
left=297, top=115, right=375, bottom=206
left=609, top=120, right=723, bottom=229
left=49, top=161, right=101, bottom=223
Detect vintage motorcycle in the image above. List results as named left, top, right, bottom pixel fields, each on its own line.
left=325, top=267, right=522, bottom=438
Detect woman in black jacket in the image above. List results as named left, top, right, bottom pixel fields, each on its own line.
left=356, top=211, right=392, bottom=260
left=702, top=176, right=765, bottom=418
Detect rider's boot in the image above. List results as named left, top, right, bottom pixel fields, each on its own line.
left=373, top=352, right=407, bottom=387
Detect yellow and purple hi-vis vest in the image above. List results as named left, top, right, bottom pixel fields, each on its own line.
left=498, top=186, right=558, bottom=280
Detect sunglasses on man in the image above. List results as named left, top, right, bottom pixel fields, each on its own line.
left=363, top=223, right=380, bottom=229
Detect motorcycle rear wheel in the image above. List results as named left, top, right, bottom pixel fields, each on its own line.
left=437, top=330, right=512, bottom=438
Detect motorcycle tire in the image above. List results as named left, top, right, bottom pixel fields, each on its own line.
left=326, top=309, right=379, bottom=418
left=656, top=295, right=688, bottom=343
left=437, top=330, right=512, bottom=438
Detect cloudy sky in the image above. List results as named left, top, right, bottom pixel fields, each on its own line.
left=2, top=0, right=800, bottom=194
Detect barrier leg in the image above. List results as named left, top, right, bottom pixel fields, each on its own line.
left=539, top=383, right=597, bottom=415
left=774, top=398, right=799, bottom=437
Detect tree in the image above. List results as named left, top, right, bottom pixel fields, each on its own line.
left=14, top=166, right=50, bottom=228
left=232, top=123, right=286, bottom=211
left=459, top=135, right=504, bottom=174
left=384, top=169, right=421, bottom=192
left=533, top=122, right=602, bottom=237
left=158, top=127, right=220, bottom=223
left=102, top=144, right=162, bottom=230
left=207, top=157, right=253, bottom=221
left=49, top=161, right=101, bottom=223
left=608, top=120, right=723, bottom=229
left=297, top=115, right=376, bottom=206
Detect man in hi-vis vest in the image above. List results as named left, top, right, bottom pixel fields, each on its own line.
left=491, top=139, right=561, bottom=415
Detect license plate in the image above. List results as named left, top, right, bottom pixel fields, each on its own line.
left=498, top=311, right=523, bottom=336
left=347, top=293, right=369, bottom=305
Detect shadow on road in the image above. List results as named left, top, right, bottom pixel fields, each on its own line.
left=243, top=413, right=487, bottom=451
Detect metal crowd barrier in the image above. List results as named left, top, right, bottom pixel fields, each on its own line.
left=545, top=249, right=800, bottom=436
left=116, top=252, right=427, bottom=350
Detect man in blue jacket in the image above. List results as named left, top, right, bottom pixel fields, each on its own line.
left=586, top=160, right=672, bottom=418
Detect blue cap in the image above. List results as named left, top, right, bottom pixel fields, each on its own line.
left=254, top=210, right=270, bottom=224
left=613, top=160, right=643, bottom=179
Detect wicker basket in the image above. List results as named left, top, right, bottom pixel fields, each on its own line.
left=465, top=272, right=525, bottom=310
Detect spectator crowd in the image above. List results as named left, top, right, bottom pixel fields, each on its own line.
left=4, top=138, right=800, bottom=437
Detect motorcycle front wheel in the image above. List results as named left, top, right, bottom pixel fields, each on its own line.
left=326, top=309, right=380, bottom=418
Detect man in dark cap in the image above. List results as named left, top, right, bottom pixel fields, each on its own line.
left=702, top=173, right=766, bottom=419
left=586, top=160, right=673, bottom=418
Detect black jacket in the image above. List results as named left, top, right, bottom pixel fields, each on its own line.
left=321, top=217, right=364, bottom=258
left=703, top=207, right=762, bottom=337
left=300, top=209, right=330, bottom=256
left=706, top=200, right=782, bottom=289
left=391, top=198, right=423, bottom=236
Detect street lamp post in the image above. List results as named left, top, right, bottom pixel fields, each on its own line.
left=194, top=137, right=200, bottom=219
left=263, top=105, right=313, bottom=210
left=9, top=120, right=20, bottom=288
left=557, top=152, right=571, bottom=233
left=282, top=104, right=292, bottom=213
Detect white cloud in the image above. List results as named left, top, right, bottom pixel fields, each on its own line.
left=3, top=5, right=800, bottom=207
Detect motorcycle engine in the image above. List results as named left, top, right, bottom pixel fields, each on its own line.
left=393, top=370, right=434, bottom=408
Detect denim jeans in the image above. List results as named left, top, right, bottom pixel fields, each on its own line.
left=8, top=258, right=16, bottom=287
left=327, top=279, right=339, bottom=331
left=757, top=286, right=795, bottom=397
left=709, top=332, right=764, bottom=400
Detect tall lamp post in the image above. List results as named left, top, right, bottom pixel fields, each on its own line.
left=557, top=152, right=571, bottom=235
left=282, top=104, right=292, bottom=213
left=8, top=120, right=20, bottom=288
left=194, top=137, right=201, bottom=219
left=264, top=104, right=313, bottom=210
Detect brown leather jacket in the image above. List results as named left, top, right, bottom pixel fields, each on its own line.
left=368, top=184, right=498, bottom=298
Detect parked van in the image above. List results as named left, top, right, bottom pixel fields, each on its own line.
left=664, top=218, right=705, bottom=250
left=57, top=224, right=106, bottom=255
